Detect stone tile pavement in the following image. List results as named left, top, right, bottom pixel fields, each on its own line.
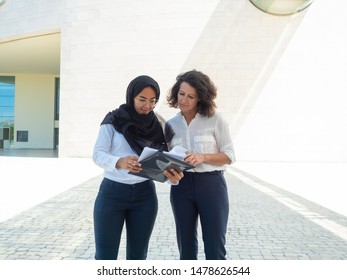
left=1, top=167, right=347, bottom=260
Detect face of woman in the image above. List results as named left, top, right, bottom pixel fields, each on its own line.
left=177, top=82, right=199, bottom=115
left=133, top=86, right=157, bottom=115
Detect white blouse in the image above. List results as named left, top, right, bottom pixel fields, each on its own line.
left=166, top=112, right=235, bottom=173
left=93, top=124, right=148, bottom=184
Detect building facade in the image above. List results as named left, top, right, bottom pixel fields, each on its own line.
left=1, top=0, right=346, bottom=162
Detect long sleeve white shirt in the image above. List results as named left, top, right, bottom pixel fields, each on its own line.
left=92, top=124, right=148, bottom=184
left=166, top=112, right=235, bottom=173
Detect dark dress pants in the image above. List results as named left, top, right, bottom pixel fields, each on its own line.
left=170, top=171, right=229, bottom=260
left=93, top=178, right=158, bottom=260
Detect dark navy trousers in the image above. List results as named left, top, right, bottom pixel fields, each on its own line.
left=170, top=171, right=229, bottom=260
left=93, top=178, right=158, bottom=260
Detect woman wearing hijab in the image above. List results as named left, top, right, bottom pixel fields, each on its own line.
left=93, top=75, right=183, bottom=260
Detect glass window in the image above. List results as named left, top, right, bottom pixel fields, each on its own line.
left=55, top=78, right=60, bottom=121
left=0, top=76, right=15, bottom=124
left=249, top=0, right=314, bottom=16
left=54, top=78, right=60, bottom=150
left=0, top=76, right=15, bottom=145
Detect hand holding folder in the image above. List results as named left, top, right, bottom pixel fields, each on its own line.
left=129, top=146, right=194, bottom=182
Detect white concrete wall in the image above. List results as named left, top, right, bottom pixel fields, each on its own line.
left=14, top=74, right=56, bottom=149
left=58, top=0, right=223, bottom=157
left=0, top=0, right=65, bottom=38
left=1, top=0, right=346, bottom=162
left=230, top=1, right=347, bottom=162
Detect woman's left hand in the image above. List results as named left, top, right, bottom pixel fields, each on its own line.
left=163, top=168, right=184, bottom=184
left=184, top=152, right=205, bottom=166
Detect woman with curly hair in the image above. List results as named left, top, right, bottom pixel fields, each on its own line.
left=165, top=70, right=236, bottom=260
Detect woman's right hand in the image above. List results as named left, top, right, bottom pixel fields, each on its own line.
left=116, top=156, right=142, bottom=172
left=163, top=168, right=184, bottom=184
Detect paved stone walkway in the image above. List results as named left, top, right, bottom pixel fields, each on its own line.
left=1, top=168, right=347, bottom=260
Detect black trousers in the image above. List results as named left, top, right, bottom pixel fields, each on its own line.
left=93, top=178, right=158, bottom=260
left=170, top=171, right=229, bottom=260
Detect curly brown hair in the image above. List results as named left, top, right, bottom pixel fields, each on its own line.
left=167, top=70, right=217, bottom=117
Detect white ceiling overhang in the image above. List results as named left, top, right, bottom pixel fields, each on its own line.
left=0, top=32, right=60, bottom=75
